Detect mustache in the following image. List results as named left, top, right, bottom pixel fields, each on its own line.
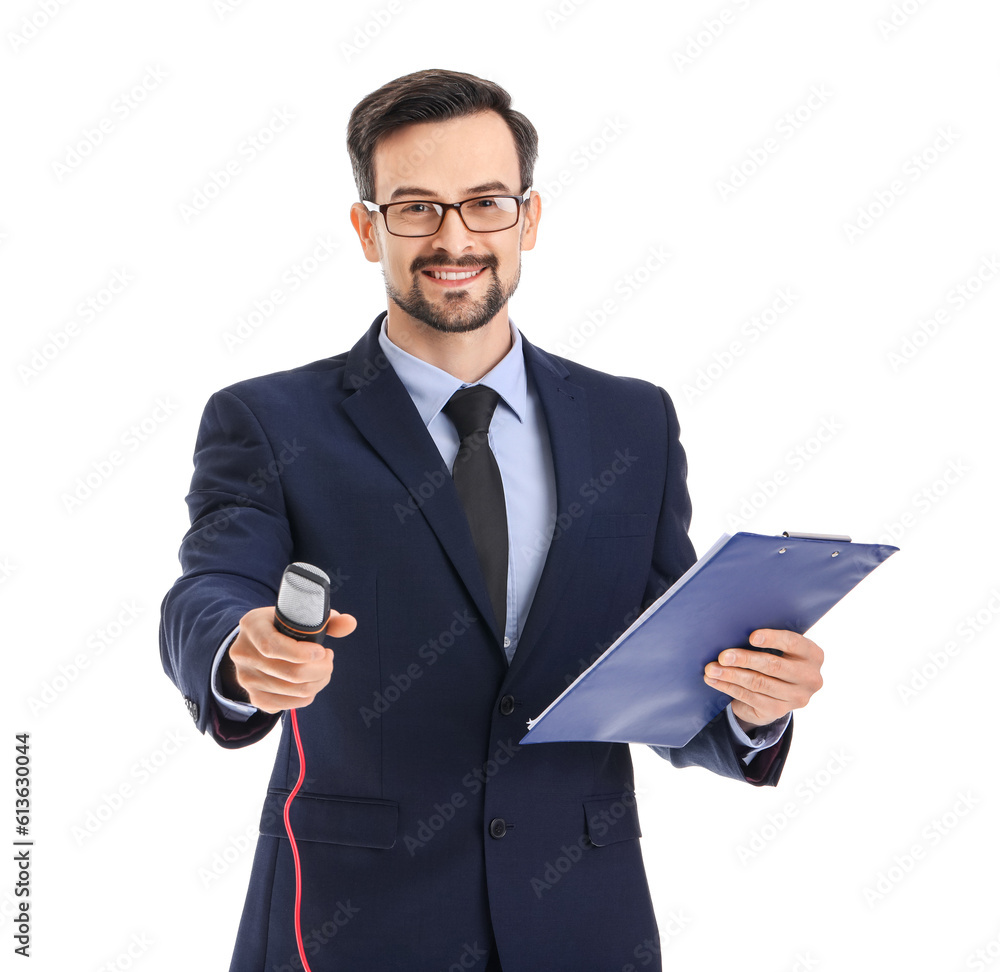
left=412, top=256, right=497, bottom=273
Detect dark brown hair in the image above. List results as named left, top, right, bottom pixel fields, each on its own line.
left=346, top=68, right=538, bottom=203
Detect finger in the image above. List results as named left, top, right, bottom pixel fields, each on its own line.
left=246, top=621, right=325, bottom=664
left=711, top=646, right=788, bottom=680
left=709, top=632, right=822, bottom=685
left=249, top=687, right=323, bottom=714
left=232, top=632, right=331, bottom=681
left=251, top=655, right=332, bottom=685
left=704, top=674, right=786, bottom=725
left=749, top=629, right=823, bottom=664
left=242, top=662, right=333, bottom=700
left=705, top=657, right=818, bottom=708
left=326, top=610, right=357, bottom=638
left=704, top=665, right=789, bottom=704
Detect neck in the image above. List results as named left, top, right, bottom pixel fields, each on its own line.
left=384, top=306, right=513, bottom=383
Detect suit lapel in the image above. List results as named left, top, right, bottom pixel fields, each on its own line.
left=504, top=335, right=593, bottom=683
left=340, top=315, right=595, bottom=674
left=341, top=314, right=505, bottom=650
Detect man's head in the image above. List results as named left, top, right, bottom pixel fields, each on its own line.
left=348, top=69, right=541, bottom=337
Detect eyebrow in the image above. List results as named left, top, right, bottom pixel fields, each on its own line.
left=387, top=180, right=513, bottom=202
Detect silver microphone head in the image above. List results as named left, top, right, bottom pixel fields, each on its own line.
left=275, top=563, right=331, bottom=636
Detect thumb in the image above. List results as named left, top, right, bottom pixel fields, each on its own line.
left=325, top=608, right=357, bottom=639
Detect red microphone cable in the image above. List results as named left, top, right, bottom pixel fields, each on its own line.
left=273, top=562, right=333, bottom=972
left=284, top=707, right=312, bottom=971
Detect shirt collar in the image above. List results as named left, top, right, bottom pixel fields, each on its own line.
left=377, top=313, right=527, bottom=428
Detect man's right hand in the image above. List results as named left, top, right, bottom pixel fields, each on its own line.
left=219, top=605, right=358, bottom=714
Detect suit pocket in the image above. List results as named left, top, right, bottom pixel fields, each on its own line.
left=585, top=513, right=653, bottom=539
left=259, top=789, right=399, bottom=849
left=583, top=792, right=642, bottom=847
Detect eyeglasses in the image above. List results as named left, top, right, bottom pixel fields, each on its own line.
left=361, top=190, right=531, bottom=238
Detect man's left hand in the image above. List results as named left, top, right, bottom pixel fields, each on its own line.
left=704, top=629, right=824, bottom=729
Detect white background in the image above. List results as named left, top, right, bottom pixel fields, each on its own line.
left=3, top=0, right=999, bottom=969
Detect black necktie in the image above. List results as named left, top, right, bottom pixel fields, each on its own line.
left=443, top=385, right=508, bottom=634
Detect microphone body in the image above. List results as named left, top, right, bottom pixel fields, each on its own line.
left=274, top=562, right=331, bottom=643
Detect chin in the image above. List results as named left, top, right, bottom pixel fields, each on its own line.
left=419, top=311, right=493, bottom=335
left=391, top=280, right=510, bottom=336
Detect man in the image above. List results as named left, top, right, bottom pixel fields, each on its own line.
left=159, top=69, right=823, bottom=972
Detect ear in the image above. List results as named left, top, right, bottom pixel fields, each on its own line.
left=350, top=203, right=383, bottom=264
left=518, top=191, right=541, bottom=252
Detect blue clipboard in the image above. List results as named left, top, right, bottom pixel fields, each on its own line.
left=520, top=531, right=898, bottom=749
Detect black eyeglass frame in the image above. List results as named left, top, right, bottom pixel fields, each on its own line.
left=360, top=190, right=532, bottom=238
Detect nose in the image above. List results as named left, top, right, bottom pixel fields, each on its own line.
left=431, top=206, right=476, bottom=252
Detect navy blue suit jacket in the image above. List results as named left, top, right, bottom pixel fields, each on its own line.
left=159, top=312, right=791, bottom=971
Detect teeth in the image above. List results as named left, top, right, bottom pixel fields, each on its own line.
left=429, top=268, right=481, bottom=280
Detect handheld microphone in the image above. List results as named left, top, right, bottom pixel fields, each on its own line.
left=275, top=562, right=331, bottom=642
left=275, top=562, right=331, bottom=972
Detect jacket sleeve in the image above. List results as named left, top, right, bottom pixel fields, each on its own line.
left=158, top=388, right=292, bottom=748
left=644, top=386, right=791, bottom=787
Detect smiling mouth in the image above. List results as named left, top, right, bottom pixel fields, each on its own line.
left=421, top=267, right=488, bottom=281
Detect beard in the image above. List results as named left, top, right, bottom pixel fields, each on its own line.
left=385, top=255, right=521, bottom=335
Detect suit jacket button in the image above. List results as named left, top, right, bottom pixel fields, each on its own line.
left=489, top=818, right=507, bottom=839
left=184, top=697, right=199, bottom=722
left=499, top=695, right=515, bottom=716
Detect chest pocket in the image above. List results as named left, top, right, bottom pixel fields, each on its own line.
left=260, top=789, right=399, bottom=848
left=585, top=513, right=652, bottom=539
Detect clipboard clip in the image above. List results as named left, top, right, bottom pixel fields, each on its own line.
left=782, top=531, right=852, bottom=542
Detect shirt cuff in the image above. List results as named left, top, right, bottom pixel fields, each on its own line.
left=210, top=626, right=258, bottom=722
left=726, top=705, right=791, bottom=766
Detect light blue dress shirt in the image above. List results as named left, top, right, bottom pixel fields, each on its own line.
left=211, top=315, right=790, bottom=763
